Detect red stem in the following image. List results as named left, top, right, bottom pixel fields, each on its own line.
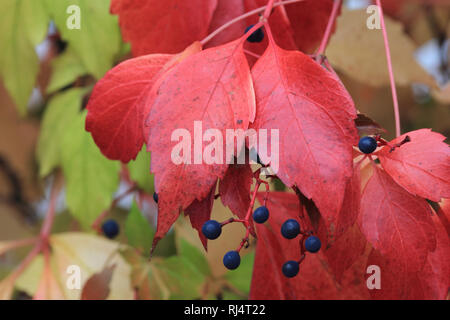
left=263, top=0, right=276, bottom=19
left=376, top=0, right=401, bottom=137
left=315, top=0, right=342, bottom=59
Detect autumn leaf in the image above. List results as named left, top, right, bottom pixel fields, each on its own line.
left=86, top=54, right=172, bottom=162
left=323, top=224, right=367, bottom=283
left=355, top=113, right=387, bottom=136
left=219, top=163, right=253, bottom=220
left=285, top=0, right=338, bottom=53
left=377, top=129, right=450, bottom=202
left=206, top=0, right=246, bottom=48
left=358, top=166, right=437, bottom=274
left=184, top=185, right=216, bottom=251
left=367, top=214, right=449, bottom=300
left=145, top=37, right=255, bottom=249
left=50, top=233, right=133, bottom=300
left=111, top=0, right=217, bottom=56
left=81, top=264, right=116, bottom=300
left=251, top=30, right=358, bottom=227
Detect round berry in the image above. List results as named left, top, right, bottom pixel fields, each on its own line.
left=304, top=235, right=321, bottom=253
left=281, top=219, right=300, bottom=239
left=201, top=220, right=222, bottom=240
left=253, top=206, right=269, bottom=224
left=153, top=192, right=158, bottom=203
left=358, top=136, right=377, bottom=154
left=102, top=219, right=120, bottom=239
left=223, top=251, right=241, bottom=270
left=245, top=25, right=264, bottom=43
left=282, top=260, right=299, bottom=278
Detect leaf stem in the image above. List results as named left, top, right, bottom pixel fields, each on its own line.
left=263, top=0, right=277, bottom=19
left=315, top=0, right=342, bottom=59
left=200, top=0, right=305, bottom=46
left=376, top=0, right=401, bottom=137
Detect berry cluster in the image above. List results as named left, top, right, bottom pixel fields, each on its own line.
left=280, top=219, right=321, bottom=278
left=202, top=205, right=270, bottom=270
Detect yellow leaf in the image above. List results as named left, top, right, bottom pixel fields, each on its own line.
left=327, top=9, right=436, bottom=88
left=49, top=232, right=134, bottom=300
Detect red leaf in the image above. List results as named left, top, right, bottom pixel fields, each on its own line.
left=251, top=33, right=358, bottom=227
left=250, top=192, right=368, bottom=299
left=328, top=162, right=361, bottom=243
left=111, top=0, right=217, bottom=56
left=377, top=129, right=450, bottom=202
left=86, top=54, right=172, bottom=162
left=367, top=214, right=450, bottom=300
left=184, top=184, right=216, bottom=250
left=219, top=163, right=253, bottom=220
left=206, top=0, right=247, bottom=48
left=145, top=38, right=255, bottom=249
left=285, top=0, right=338, bottom=53
left=355, top=113, right=387, bottom=136
left=323, top=224, right=367, bottom=283
left=358, top=166, right=436, bottom=274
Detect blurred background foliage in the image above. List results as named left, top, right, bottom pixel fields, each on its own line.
left=0, top=0, right=449, bottom=299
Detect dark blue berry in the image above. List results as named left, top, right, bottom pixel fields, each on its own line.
left=223, top=251, right=241, bottom=270
left=253, top=206, right=269, bottom=224
left=102, top=219, right=120, bottom=239
left=281, top=219, right=300, bottom=239
left=358, top=136, right=377, bottom=154
left=153, top=192, right=158, bottom=203
left=304, top=235, right=321, bottom=253
left=202, top=220, right=222, bottom=240
left=245, top=25, right=264, bottom=43
left=282, top=260, right=299, bottom=278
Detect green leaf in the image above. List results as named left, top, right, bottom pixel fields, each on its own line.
left=125, top=201, right=154, bottom=254
left=37, top=88, right=86, bottom=176
left=47, top=48, right=87, bottom=94
left=45, top=0, right=121, bottom=79
left=225, top=251, right=254, bottom=295
left=127, top=146, right=154, bottom=193
left=157, top=255, right=205, bottom=300
left=0, top=0, right=49, bottom=114
left=178, top=239, right=210, bottom=276
left=61, top=110, right=120, bottom=229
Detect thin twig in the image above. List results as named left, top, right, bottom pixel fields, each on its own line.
left=376, top=0, right=401, bottom=137
left=315, top=0, right=342, bottom=59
